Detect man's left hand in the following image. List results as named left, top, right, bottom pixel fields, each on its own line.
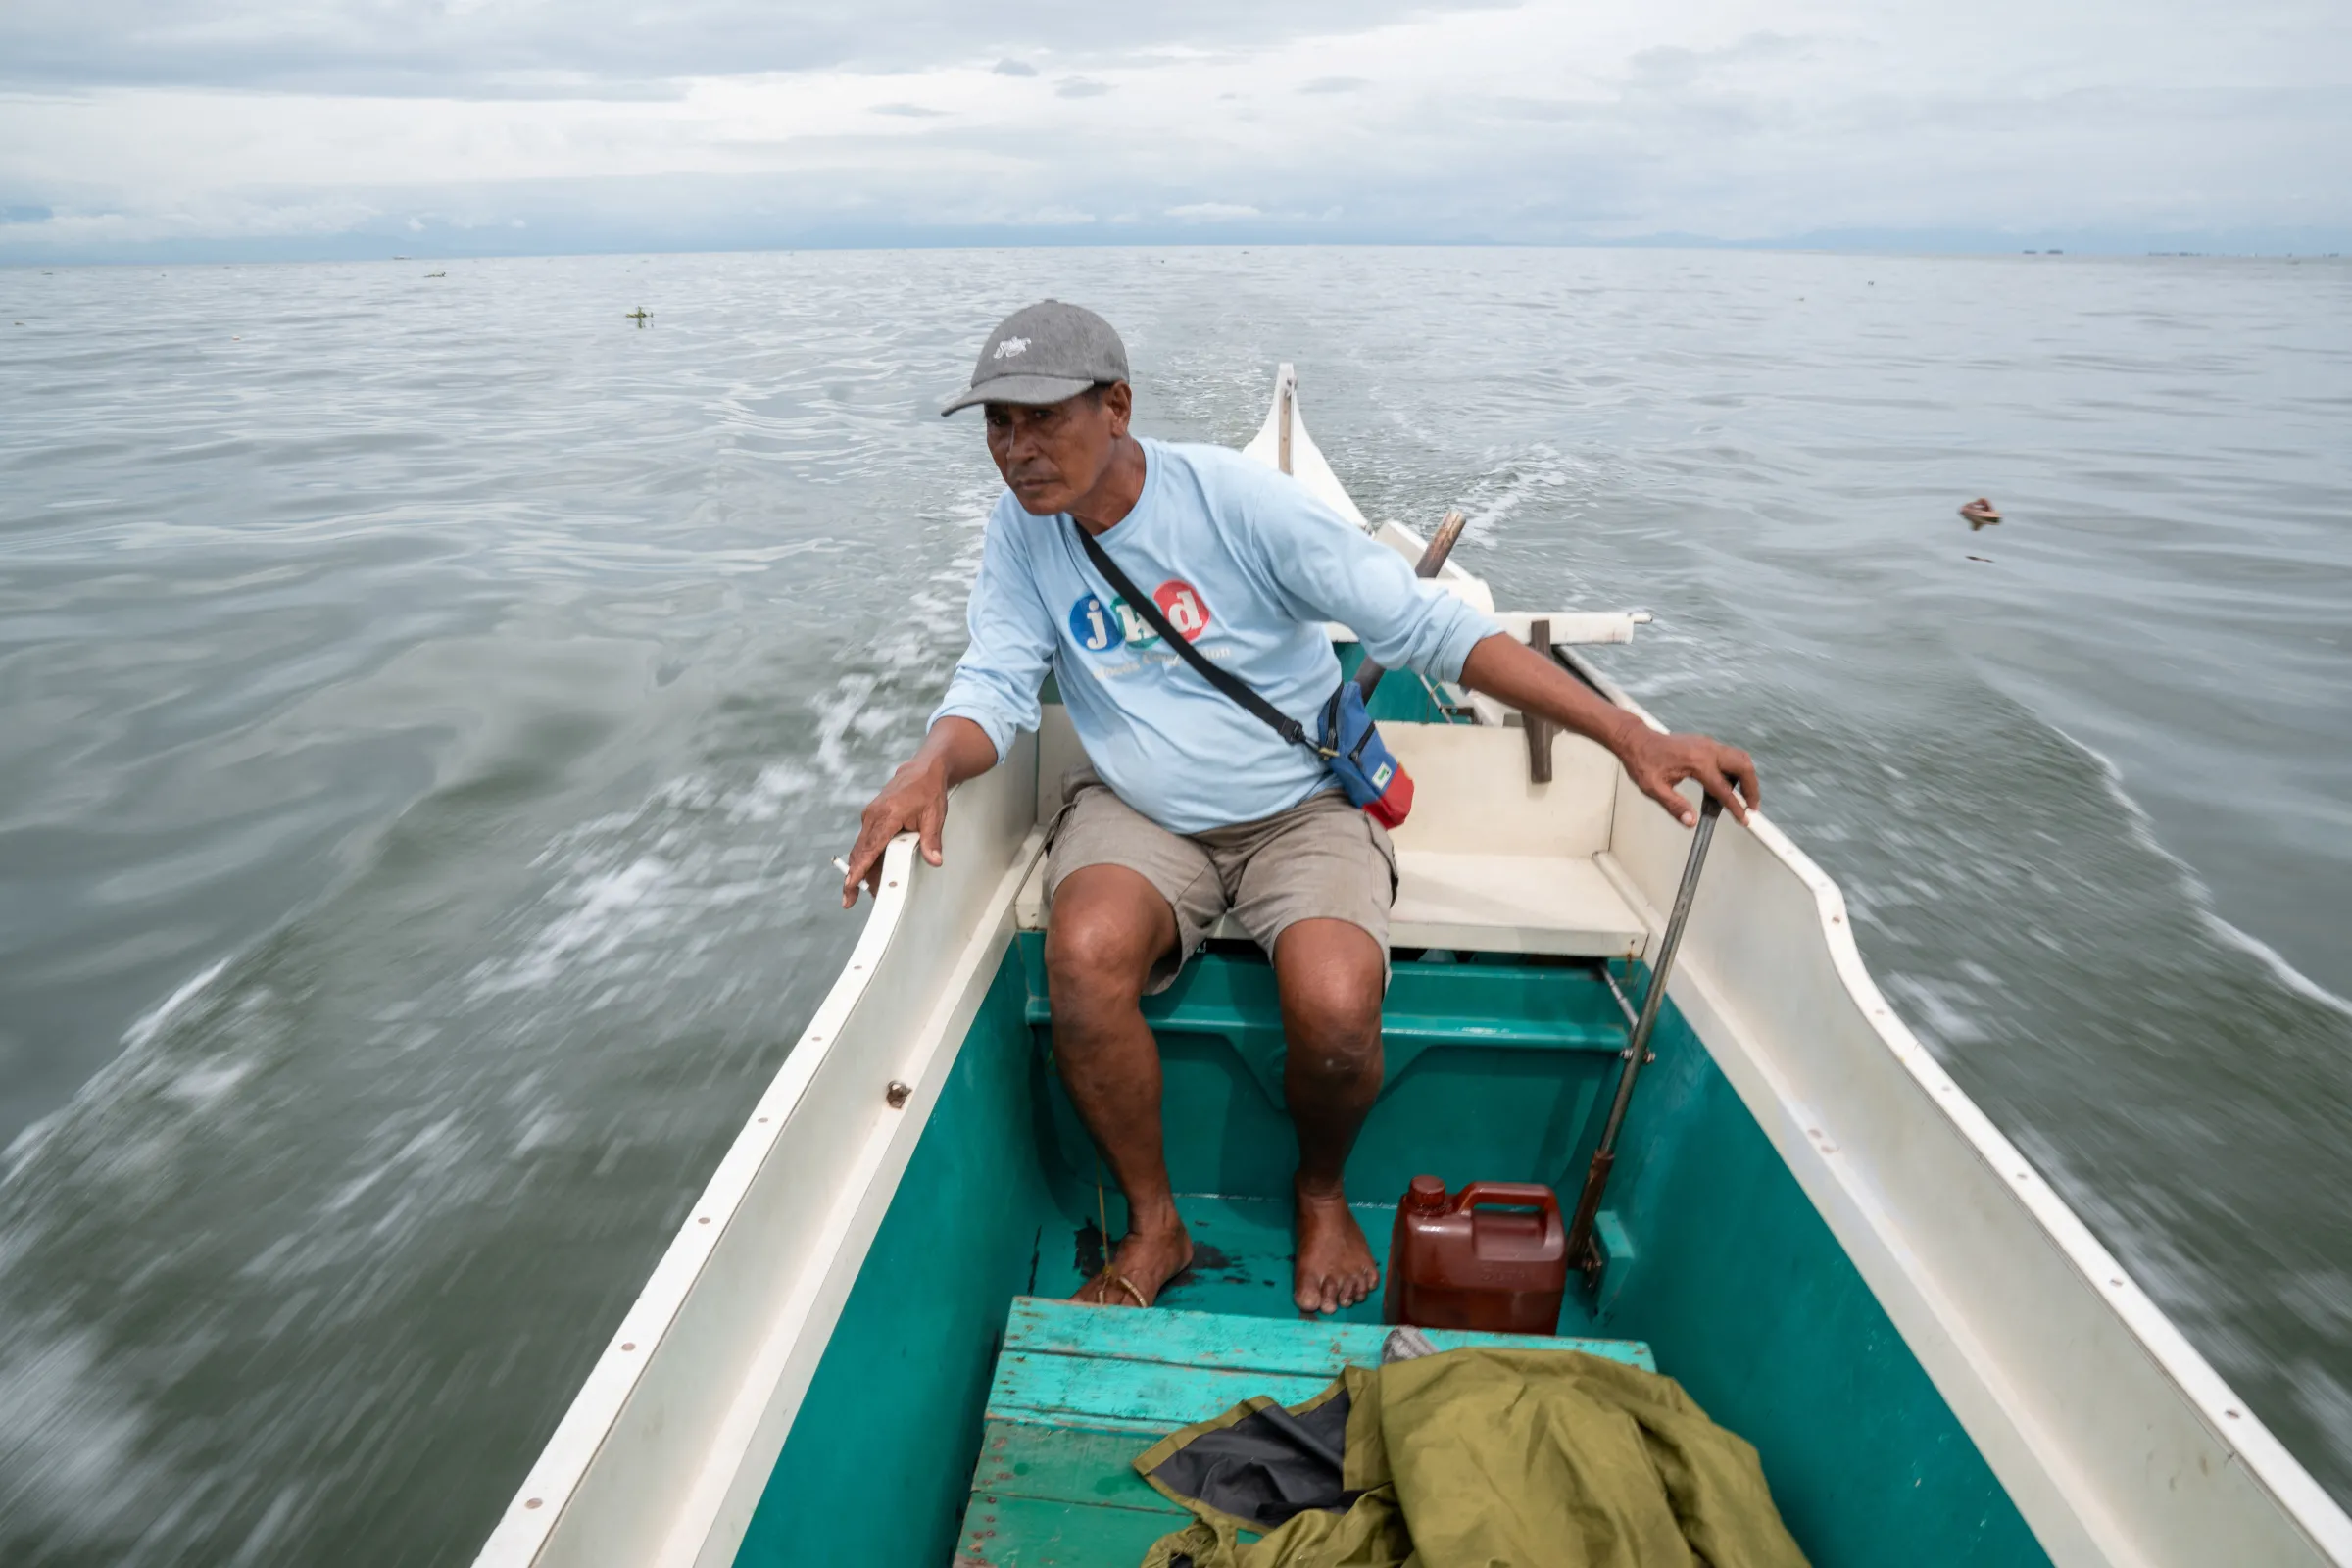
left=1617, top=727, right=1760, bottom=828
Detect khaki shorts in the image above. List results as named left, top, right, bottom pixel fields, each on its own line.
left=1043, top=771, right=1398, bottom=994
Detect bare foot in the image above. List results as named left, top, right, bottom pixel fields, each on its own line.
left=1073, top=1217, right=1193, bottom=1309
left=1293, top=1176, right=1379, bottom=1315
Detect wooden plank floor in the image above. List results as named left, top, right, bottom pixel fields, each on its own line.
left=955, top=1298, right=1655, bottom=1565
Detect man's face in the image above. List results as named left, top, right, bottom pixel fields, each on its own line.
left=985, top=383, right=1130, bottom=515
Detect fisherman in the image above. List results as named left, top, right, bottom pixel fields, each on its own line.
left=839, top=301, right=1758, bottom=1316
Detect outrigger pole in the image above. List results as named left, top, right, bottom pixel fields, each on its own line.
left=1564, top=792, right=1725, bottom=1284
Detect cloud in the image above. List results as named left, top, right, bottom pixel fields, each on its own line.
left=0, top=0, right=1501, bottom=96
left=1627, top=31, right=1809, bottom=89
left=0, top=0, right=2344, bottom=262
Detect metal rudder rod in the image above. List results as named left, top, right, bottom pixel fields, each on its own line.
left=1564, top=792, right=1725, bottom=1281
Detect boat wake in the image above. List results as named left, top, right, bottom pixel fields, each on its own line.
left=2052, top=721, right=2352, bottom=1022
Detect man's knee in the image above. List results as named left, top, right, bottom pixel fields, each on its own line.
left=1047, top=917, right=1150, bottom=1001
left=1045, top=875, right=1170, bottom=1016
left=1275, top=916, right=1382, bottom=1004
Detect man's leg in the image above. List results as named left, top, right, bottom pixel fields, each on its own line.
left=1272, top=917, right=1387, bottom=1314
left=1046, top=863, right=1195, bottom=1307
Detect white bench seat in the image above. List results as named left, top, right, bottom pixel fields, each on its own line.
left=1381, top=850, right=1647, bottom=957
left=1013, top=849, right=1649, bottom=960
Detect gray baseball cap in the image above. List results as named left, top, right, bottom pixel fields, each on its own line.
left=941, top=300, right=1129, bottom=415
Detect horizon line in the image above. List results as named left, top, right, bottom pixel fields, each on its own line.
left=7, top=233, right=2349, bottom=270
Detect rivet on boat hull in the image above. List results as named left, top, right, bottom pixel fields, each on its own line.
left=886, top=1080, right=912, bottom=1109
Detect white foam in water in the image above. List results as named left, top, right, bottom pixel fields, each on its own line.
left=1879, top=971, right=1991, bottom=1047
left=121, top=959, right=228, bottom=1053
left=159, top=1060, right=254, bottom=1111
left=6, top=957, right=243, bottom=1173
left=1460, top=448, right=1587, bottom=537
left=2057, top=722, right=2352, bottom=1021
left=472, top=855, right=680, bottom=997
left=725, top=761, right=817, bottom=824
left=0, top=1320, right=167, bottom=1543
left=2194, top=910, right=2352, bottom=1021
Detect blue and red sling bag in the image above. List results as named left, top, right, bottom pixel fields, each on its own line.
left=1316, top=680, right=1414, bottom=828
left=1070, top=519, right=1415, bottom=828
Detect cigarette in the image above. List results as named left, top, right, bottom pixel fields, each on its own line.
left=831, top=857, right=853, bottom=877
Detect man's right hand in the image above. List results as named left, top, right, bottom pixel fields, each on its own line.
left=839, top=715, right=1001, bottom=907
left=841, top=757, right=950, bottom=907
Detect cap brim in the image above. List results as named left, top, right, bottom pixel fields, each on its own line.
left=939, top=373, right=1098, bottom=416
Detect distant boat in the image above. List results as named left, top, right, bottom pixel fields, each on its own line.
left=471, top=366, right=2352, bottom=1568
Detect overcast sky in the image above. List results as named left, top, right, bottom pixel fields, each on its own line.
left=2, top=0, right=2347, bottom=261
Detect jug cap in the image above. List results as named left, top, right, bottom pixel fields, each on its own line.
left=1404, top=1174, right=1448, bottom=1212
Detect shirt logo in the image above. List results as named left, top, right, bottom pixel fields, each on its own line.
left=1069, top=593, right=1126, bottom=652
left=992, top=336, right=1031, bottom=360
left=1152, top=580, right=1212, bottom=641
left=1066, top=580, right=1212, bottom=656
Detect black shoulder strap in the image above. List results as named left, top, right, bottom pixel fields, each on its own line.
left=1067, top=516, right=1319, bottom=754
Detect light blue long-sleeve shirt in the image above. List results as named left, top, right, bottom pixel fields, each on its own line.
left=930, top=439, right=1500, bottom=835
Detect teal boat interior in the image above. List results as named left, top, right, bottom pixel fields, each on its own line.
left=732, top=926, right=2056, bottom=1567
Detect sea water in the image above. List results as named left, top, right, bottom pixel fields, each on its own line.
left=1, top=247, right=2347, bottom=1562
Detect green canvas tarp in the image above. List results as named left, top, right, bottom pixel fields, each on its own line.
left=1133, top=1346, right=1809, bottom=1568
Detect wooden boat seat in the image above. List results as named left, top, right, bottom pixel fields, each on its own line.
left=1013, top=848, right=1649, bottom=959
left=957, top=1297, right=1653, bottom=1564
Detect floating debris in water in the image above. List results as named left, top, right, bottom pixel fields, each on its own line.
left=1959, top=497, right=2002, bottom=529
left=626, top=308, right=651, bottom=327
left=426, top=270, right=446, bottom=278
left=1967, top=555, right=1993, bottom=563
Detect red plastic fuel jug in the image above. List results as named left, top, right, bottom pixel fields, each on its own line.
left=1382, top=1176, right=1568, bottom=1335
